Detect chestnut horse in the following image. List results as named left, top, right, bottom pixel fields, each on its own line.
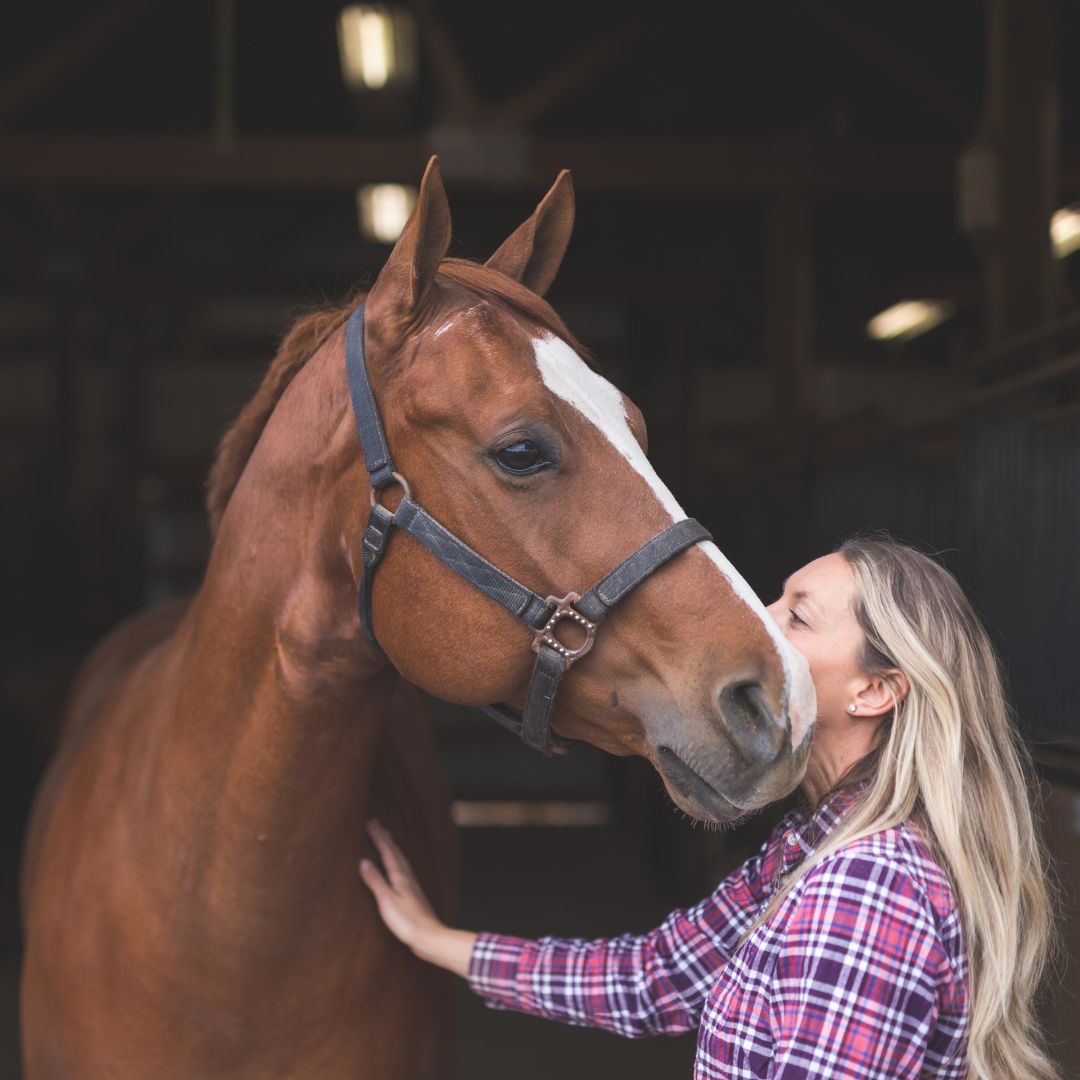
left=21, top=158, right=815, bottom=1078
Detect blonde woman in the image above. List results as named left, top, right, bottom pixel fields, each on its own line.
left=360, top=537, right=1062, bottom=1079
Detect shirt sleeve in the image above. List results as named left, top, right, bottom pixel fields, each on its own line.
left=770, top=853, right=954, bottom=1078
left=466, top=837, right=774, bottom=1038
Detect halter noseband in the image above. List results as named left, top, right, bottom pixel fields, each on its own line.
left=345, top=303, right=712, bottom=755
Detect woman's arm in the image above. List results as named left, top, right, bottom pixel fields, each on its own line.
left=360, top=820, right=772, bottom=1038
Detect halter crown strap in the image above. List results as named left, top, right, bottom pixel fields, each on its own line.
left=345, top=300, right=714, bottom=755
left=345, top=306, right=397, bottom=491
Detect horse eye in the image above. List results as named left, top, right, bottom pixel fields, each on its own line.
left=493, top=440, right=550, bottom=474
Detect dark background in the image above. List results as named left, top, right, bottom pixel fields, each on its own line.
left=3, top=1, right=1080, bottom=1076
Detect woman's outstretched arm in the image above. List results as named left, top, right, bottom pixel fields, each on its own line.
left=360, top=820, right=770, bottom=1038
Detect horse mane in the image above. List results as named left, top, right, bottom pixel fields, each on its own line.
left=205, top=259, right=586, bottom=537
left=205, top=293, right=360, bottom=536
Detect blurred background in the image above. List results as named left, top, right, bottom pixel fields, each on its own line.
left=3, top=0, right=1080, bottom=1075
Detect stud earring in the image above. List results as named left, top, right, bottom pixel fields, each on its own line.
left=848, top=704, right=857, bottom=713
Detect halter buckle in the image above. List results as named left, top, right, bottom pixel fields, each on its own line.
left=532, top=593, right=598, bottom=666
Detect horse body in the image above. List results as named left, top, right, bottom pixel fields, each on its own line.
left=24, top=682, right=451, bottom=1077
left=22, top=340, right=456, bottom=1078
left=22, top=160, right=815, bottom=1076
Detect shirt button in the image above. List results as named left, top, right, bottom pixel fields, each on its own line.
left=785, top=831, right=800, bottom=847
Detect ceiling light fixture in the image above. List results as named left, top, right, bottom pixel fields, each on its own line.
left=866, top=299, right=955, bottom=342
left=356, top=183, right=417, bottom=243
left=337, top=5, right=418, bottom=92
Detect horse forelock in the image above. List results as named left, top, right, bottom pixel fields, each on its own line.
left=433, top=259, right=589, bottom=360
left=205, top=260, right=589, bottom=538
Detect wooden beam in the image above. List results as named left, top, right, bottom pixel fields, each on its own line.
left=0, top=261, right=726, bottom=311
left=214, top=0, right=236, bottom=145
left=978, top=0, right=1059, bottom=354
left=795, top=0, right=977, bottom=131
left=0, top=0, right=163, bottom=124
left=411, top=0, right=480, bottom=120
left=489, top=14, right=646, bottom=126
left=971, top=349, right=1080, bottom=406
left=0, top=133, right=962, bottom=192
left=0, top=260, right=981, bottom=316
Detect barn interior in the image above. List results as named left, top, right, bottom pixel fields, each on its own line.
left=3, top=0, right=1080, bottom=1075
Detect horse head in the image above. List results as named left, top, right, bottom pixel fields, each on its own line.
left=354, top=158, right=815, bottom=822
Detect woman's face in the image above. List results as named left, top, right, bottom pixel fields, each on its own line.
left=765, top=553, right=868, bottom=726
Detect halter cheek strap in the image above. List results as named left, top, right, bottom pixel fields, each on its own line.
left=345, top=303, right=712, bottom=755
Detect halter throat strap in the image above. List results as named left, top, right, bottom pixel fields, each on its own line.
left=345, top=303, right=712, bottom=754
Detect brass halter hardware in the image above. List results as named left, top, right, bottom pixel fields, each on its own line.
left=369, top=471, right=412, bottom=509
left=531, top=593, right=598, bottom=665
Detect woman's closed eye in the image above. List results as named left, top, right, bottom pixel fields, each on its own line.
left=788, top=608, right=807, bottom=628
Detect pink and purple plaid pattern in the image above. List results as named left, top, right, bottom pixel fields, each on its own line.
left=468, top=777, right=969, bottom=1077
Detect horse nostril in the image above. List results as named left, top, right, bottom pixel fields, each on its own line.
left=715, top=680, right=789, bottom=765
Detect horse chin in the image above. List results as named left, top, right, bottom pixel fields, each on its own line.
left=653, top=745, right=753, bottom=825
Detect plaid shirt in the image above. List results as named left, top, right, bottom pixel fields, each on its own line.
left=468, top=778, right=969, bottom=1078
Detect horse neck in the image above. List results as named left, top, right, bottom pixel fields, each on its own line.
left=152, top=331, right=392, bottom=905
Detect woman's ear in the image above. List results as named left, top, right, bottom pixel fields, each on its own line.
left=853, top=669, right=910, bottom=717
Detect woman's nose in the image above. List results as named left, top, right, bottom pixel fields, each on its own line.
left=765, top=602, right=796, bottom=645
left=765, top=599, right=784, bottom=629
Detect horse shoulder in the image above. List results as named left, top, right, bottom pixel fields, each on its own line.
left=20, top=598, right=191, bottom=916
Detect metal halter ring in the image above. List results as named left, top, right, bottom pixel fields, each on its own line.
left=532, top=593, right=598, bottom=665
left=370, top=471, right=412, bottom=510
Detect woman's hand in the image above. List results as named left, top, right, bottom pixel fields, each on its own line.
left=359, top=820, right=477, bottom=979
left=359, top=821, right=439, bottom=949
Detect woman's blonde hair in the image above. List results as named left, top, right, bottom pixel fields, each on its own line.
left=737, top=535, right=1065, bottom=1080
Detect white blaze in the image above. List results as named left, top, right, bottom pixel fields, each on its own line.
left=532, top=333, right=815, bottom=748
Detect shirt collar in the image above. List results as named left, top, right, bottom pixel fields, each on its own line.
left=780, top=774, right=872, bottom=855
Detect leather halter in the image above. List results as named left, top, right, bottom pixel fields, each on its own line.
left=345, top=303, right=713, bottom=755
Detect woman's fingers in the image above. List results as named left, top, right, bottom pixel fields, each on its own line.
left=358, top=857, right=388, bottom=896
left=359, top=856, right=403, bottom=916
left=363, top=821, right=433, bottom=918
left=359, top=856, right=417, bottom=947
left=359, top=825, right=444, bottom=953
left=366, top=821, right=417, bottom=891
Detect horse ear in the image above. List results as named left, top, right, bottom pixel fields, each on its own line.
left=485, top=170, right=574, bottom=296
left=366, top=156, right=452, bottom=330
